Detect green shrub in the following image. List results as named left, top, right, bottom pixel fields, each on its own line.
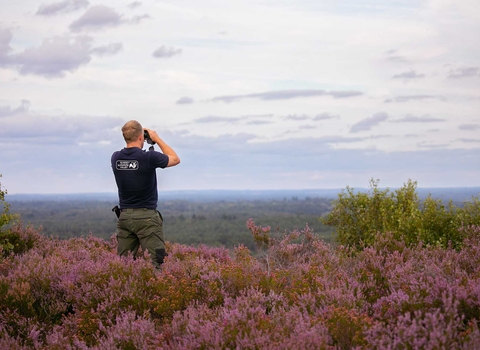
left=321, top=179, right=480, bottom=250
left=0, top=175, right=20, bottom=257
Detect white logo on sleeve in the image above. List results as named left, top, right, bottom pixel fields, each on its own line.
left=116, top=160, right=139, bottom=170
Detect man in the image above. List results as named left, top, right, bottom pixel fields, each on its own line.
left=111, top=120, right=180, bottom=268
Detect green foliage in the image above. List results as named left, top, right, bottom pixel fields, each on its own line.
left=321, top=179, right=480, bottom=250
left=0, top=175, right=21, bottom=257
left=0, top=175, right=17, bottom=229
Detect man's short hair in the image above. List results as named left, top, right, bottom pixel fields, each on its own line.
left=122, top=120, right=143, bottom=143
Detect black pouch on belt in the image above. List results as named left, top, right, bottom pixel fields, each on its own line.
left=112, top=205, right=120, bottom=218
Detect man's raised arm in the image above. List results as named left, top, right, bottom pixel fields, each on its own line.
left=145, top=128, right=180, bottom=167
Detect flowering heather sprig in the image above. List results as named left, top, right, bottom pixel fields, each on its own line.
left=246, top=218, right=272, bottom=248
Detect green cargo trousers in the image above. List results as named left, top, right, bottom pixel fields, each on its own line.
left=116, top=208, right=166, bottom=268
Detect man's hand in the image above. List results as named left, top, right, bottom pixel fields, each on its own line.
left=144, top=128, right=160, bottom=144
left=144, top=128, right=181, bottom=167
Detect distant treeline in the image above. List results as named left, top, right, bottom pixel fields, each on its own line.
left=8, top=186, right=479, bottom=250
left=9, top=197, right=335, bottom=250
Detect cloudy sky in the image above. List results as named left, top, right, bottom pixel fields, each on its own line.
left=1, top=0, right=479, bottom=194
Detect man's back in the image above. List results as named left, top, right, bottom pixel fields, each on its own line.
left=111, top=147, right=169, bottom=209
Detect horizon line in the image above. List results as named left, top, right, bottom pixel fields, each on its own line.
left=6, top=186, right=480, bottom=197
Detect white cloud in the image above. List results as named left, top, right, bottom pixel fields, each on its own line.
left=90, top=42, right=123, bottom=57
left=285, top=114, right=309, bottom=121
left=127, top=2, right=142, bottom=10
left=448, top=66, right=480, bottom=79
left=192, top=116, right=242, bottom=124
left=176, top=96, right=194, bottom=105
left=210, top=90, right=363, bottom=103
left=392, top=70, right=426, bottom=80
left=459, top=124, right=480, bottom=131
left=152, top=45, right=182, bottom=58
left=11, top=36, right=93, bottom=78
left=385, top=95, right=447, bottom=103
left=392, top=114, right=444, bottom=123
left=36, top=0, right=89, bottom=16
left=131, top=14, right=150, bottom=24
left=69, top=5, right=124, bottom=32
left=313, top=113, right=338, bottom=121
left=350, top=113, right=389, bottom=133
left=0, top=100, right=30, bottom=118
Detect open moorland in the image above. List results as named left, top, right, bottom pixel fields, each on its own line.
left=1, top=180, right=480, bottom=349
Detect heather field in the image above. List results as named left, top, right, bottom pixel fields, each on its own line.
left=1, top=180, right=480, bottom=349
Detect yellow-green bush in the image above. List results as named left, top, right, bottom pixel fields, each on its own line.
left=321, top=179, right=480, bottom=250
left=0, top=175, right=22, bottom=258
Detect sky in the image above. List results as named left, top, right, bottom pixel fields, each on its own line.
left=0, top=0, right=479, bottom=194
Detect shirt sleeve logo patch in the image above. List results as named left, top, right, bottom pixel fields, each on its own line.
left=116, top=160, right=139, bottom=170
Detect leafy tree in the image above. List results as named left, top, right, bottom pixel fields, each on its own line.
left=321, top=179, right=480, bottom=250
left=0, top=175, right=24, bottom=257
left=0, top=175, right=16, bottom=229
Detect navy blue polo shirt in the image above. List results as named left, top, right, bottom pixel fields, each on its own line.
left=111, top=147, right=169, bottom=209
